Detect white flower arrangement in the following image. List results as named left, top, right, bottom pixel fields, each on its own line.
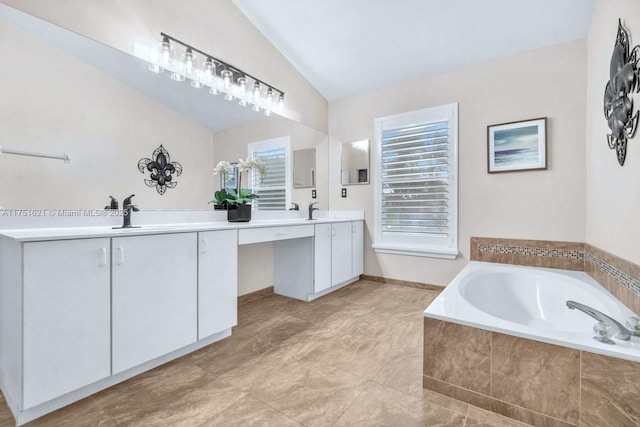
left=211, top=157, right=266, bottom=206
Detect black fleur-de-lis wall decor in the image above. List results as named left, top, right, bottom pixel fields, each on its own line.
left=138, top=145, right=183, bottom=195
left=604, top=19, right=640, bottom=166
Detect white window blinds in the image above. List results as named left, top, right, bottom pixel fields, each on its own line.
left=373, top=103, right=458, bottom=259
left=248, top=137, right=291, bottom=211
left=381, top=121, right=450, bottom=236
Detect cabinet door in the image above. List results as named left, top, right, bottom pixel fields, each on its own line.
left=112, top=233, right=197, bottom=374
left=331, top=222, right=353, bottom=286
left=23, top=238, right=110, bottom=409
left=314, top=223, right=332, bottom=293
left=198, top=229, right=238, bottom=340
left=351, top=221, right=364, bottom=277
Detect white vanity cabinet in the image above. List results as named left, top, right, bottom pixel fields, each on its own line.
left=112, top=233, right=198, bottom=374
left=0, top=215, right=364, bottom=425
left=313, top=221, right=363, bottom=295
left=198, top=229, right=238, bottom=339
left=22, top=238, right=111, bottom=409
left=351, top=220, right=364, bottom=277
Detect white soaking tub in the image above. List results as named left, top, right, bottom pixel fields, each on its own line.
left=424, top=261, right=640, bottom=362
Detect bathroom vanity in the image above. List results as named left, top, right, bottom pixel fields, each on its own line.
left=0, top=212, right=364, bottom=425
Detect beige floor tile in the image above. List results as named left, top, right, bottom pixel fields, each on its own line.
left=189, top=329, right=276, bottom=376
left=92, top=362, right=244, bottom=426
left=248, top=360, right=369, bottom=426
left=207, top=395, right=301, bottom=427
left=334, top=381, right=466, bottom=427
left=25, top=397, right=115, bottom=427
left=465, top=405, right=532, bottom=426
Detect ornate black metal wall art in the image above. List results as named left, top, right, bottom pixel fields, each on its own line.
left=137, top=145, right=183, bottom=195
left=604, top=19, right=640, bottom=166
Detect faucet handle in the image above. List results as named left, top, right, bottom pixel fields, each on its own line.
left=309, top=201, right=318, bottom=207
left=625, top=317, right=640, bottom=335
left=593, top=322, right=615, bottom=344
left=123, top=194, right=136, bottom=207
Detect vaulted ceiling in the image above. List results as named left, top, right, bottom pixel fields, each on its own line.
left=234, top=0, right=596, bottom=101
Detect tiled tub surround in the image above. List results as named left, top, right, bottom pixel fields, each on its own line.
left=423, top=319, right=640, bottom=426
left=471, top=237, right=640, bottom=315
left=424, top=259, right=640, bottom=426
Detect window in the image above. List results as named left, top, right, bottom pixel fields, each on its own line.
left=372, top=103, right=458, bottom=259
left=248, top=136, right=291, bottom=210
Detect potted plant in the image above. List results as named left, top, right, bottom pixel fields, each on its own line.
left=212, top=157, right=265, bottom=222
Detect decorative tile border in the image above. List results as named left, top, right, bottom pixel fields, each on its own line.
left=477, top=244, right=584, bottom=260
left=471, top=237, right=640, bottom=314
left=584, top=252, right=640, bottom=295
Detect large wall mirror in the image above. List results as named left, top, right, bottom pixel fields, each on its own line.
left=0, top=3, right=329, bottom=210
left=340, top=139, right=370, bottom=185
left=293, top=149, right=315, bottom=188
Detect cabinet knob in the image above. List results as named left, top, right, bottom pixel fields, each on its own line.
left=200, top=238, right=208, bottom=254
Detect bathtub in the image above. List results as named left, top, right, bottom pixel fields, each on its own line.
left=424, top=261, right=640, bottom=363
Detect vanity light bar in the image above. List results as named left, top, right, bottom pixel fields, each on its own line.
left=148, top=33, right=285, bottom=116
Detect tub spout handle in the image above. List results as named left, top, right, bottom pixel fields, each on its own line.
left=566, top=300, right=632, bottom=341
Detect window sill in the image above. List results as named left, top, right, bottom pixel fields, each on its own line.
left=371, top=243, right=458, bottom=260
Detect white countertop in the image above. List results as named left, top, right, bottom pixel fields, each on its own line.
left=0, top=211, right=364, bottom=242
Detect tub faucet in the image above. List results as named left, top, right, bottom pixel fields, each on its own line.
left=308, top=202, right=319, bottom=220
left=566, top=300, right=633, bottom=341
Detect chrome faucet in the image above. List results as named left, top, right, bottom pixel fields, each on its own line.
left=116, top=194, right=140, bottom=229
left=289, top=203, right=299, bottom=211
left=308, top=201, right=319, bottom=220
left=566, top=300, right=634, bottom=341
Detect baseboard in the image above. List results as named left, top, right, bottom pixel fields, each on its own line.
left=359, top=274, right=444, bottom=292
left=238, top=286, right=275, bottom=304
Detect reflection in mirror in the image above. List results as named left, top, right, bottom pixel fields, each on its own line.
left=293, top=149, right=316, bottom=188
left=0, top=3, right=329, bottom=211
left=340, top=139, right=369, bottom=185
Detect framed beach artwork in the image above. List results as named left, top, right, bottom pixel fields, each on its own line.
left=487, top=117, right=547, bottom=173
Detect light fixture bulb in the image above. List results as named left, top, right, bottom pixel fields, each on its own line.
left=159, top=37, right=172, bottom=68
left=221, top=69, right=234, bottom=100
left=202, top=58, right=215, bottom=84
left=278, top=93, right=284, bottom=111
left=237, top=77, right=248, bottom=106
left=221, top=70, right=232, bottom=86
left=265, top=88, right=274, bottom=109
left=184, top=48, right=196, bottom=77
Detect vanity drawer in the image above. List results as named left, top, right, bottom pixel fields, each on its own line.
left=238, top=224, right=314, bottom=245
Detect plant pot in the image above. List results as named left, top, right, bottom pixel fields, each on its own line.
left=213, top=204, right=228, bottom=210
left=227, top=204, right=252, bottom=222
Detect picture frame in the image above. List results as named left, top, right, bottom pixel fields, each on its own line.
left=220, top=162, right=238, bottom=190
left=487, top=117, right=547, bottom=173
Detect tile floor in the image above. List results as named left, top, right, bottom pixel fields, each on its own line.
left=0, top=280, right=531, bottom=426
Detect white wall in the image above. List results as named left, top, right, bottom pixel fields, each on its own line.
left=329, top=40, right=587, bottom=285
left=0, top=0, right=328, bottom=132
left=586, top=0, right=640, bottom=265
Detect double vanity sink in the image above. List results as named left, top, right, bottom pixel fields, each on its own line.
left=0, top=210, right=364, bottom=425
